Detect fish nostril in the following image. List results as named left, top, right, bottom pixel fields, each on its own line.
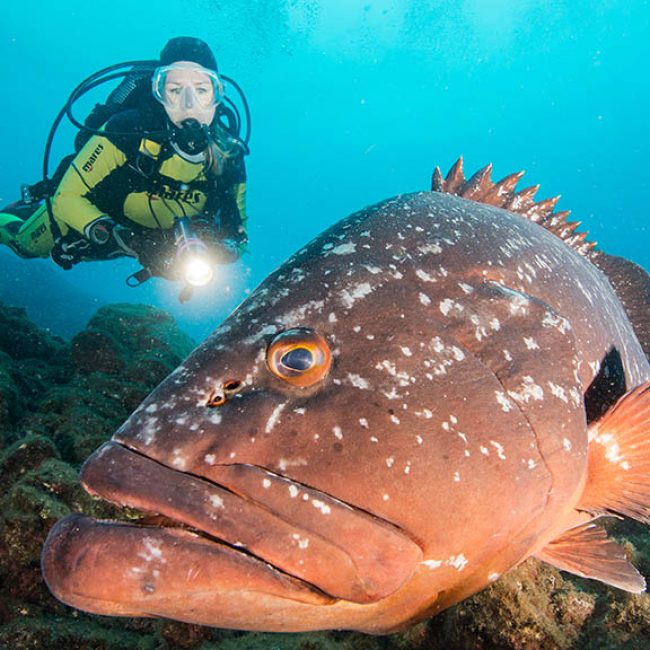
left=206, top=389, right=226, bottom=408
left=224, top=379, right=242, bottom=394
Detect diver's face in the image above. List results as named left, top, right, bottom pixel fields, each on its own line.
left=161, top=62, right=218, bottom=127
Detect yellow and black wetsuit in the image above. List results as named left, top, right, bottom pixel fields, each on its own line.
left=0, top=106, right=247, bottom=267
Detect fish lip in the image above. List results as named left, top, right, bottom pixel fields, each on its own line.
left=72, top=441, right=422, bottom=604
left=41, top=512, right=331, bottom=622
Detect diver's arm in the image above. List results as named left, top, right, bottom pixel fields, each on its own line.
left=52, top=134, right=128, bottom=236
left=220, top=153, right=248, bottom=256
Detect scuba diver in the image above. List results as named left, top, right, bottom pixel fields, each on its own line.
left=0, top=36, right=250, bottom=301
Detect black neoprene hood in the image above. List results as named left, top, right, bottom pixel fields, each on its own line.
left=159, top=37, right=218, bottom=72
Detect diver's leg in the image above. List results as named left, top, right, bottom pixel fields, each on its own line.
left=0, top=204, right=54, bottom=258
left=0, top=213, right=24, bottom=245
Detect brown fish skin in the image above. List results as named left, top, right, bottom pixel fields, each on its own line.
left=42, top=188, right=650, bottom=633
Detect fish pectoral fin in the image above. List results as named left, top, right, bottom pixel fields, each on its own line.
left=578, top=381, right=650, bottom=524
left=534, top=522, right=646, bottom=593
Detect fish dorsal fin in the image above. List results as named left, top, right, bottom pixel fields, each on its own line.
left=591, top=253, right=650, bottom=362
left=431, top=156, right=597, bottom=258
left=535, top=522, right=646, bottom=592
left=579, top=381, right=650, bottom=523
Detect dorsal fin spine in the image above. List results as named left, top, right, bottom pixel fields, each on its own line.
left=431, top=156, right=598, bottom=258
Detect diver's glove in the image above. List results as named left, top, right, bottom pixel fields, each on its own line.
left=84, top=216, right=137, bottom=257
left=50, top=236, right=91, bottom=269
left=212, top=238, right=241, bottom=264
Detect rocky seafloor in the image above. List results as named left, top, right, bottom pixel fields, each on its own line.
left=0, top=300, right=648, bottom=650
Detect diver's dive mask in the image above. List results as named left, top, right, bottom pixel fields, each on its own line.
left=152, top=61, right=223, bottom=126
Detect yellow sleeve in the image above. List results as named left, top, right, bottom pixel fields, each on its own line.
left=52, top=134, right=128, bottom=235
left=234, top=181, right=247, bottom=232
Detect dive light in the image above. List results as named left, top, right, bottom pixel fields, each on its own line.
left=174, top=217, right=214, bottom=287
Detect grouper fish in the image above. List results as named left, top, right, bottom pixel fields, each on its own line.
left=42, top=159, right=650, bottom=633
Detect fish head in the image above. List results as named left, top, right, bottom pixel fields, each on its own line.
left=42, top=193, right=588, bottom=632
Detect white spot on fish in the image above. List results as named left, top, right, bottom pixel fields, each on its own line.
left=138, top=538, right=165, bottom=563
left=548, top=382, right=569, bottom=403
left=542, top=311, right=571, bottom=334
left=439, top=299, right=464, bottom=316
left=490, top=440, right=507, bottom=460
left=422, top=554, right=469, bottom=572
left=416, top=269, right=436, bottom=282
left=262, top=478, right=271, bottom=489
left=449, top=554, right=469, bottom=571
left=333, top=426, right=343, bottom=440
left=312, top=500, right=332, bottom=515
left=495, top=391, right=514, bottom=412
left=359, top=418, right=369, bottom=428
left=591, top=429, right=631, bottom=470
left=288, top=485, right=299, bottom=498
left=266, top=403, right=287, bottom=433
left=418, top=242, right=443, bottom=255
left=340, top=283, right=373, bottom=308
left=524, top=337, right=540, bottom=350
left=422, top=559, right=443, bottom=569
left=509, top=376, right=544, bottom=403
left=172, top=450, right=187, bottom=470
left=331, top=242, right=356, bottom=255
left=210, top=494, right=224, bottom=509
left=292, top=533, right=310, bottom=549
left=386, top=457, right=395, bottom=468
left=348, top=373, right=370, bottom=389
left=204, top=454, right=216, bottom=465
left=419, top=292, right=432, bottom=306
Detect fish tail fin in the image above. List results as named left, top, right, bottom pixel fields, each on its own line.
left=578, top=380, right=650, bottom=523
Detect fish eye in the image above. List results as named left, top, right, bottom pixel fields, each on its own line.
left=266, top=328, right=331, bottom=388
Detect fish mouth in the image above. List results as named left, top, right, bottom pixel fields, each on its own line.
left=42, top=442, right=421, bottom=624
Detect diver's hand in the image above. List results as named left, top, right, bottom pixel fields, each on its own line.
left=50, top=237, right=91, bottom=269
left=212, top=237, right=244, bottom=264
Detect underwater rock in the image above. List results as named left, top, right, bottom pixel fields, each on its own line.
left=0, top=303, right=65, bottom=363
left=1, top=300, right=649, bottom=649
left=71, top=303, right=196, bottom=380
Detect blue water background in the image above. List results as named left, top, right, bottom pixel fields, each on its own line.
left=1, top=1, right=648, bottom=340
